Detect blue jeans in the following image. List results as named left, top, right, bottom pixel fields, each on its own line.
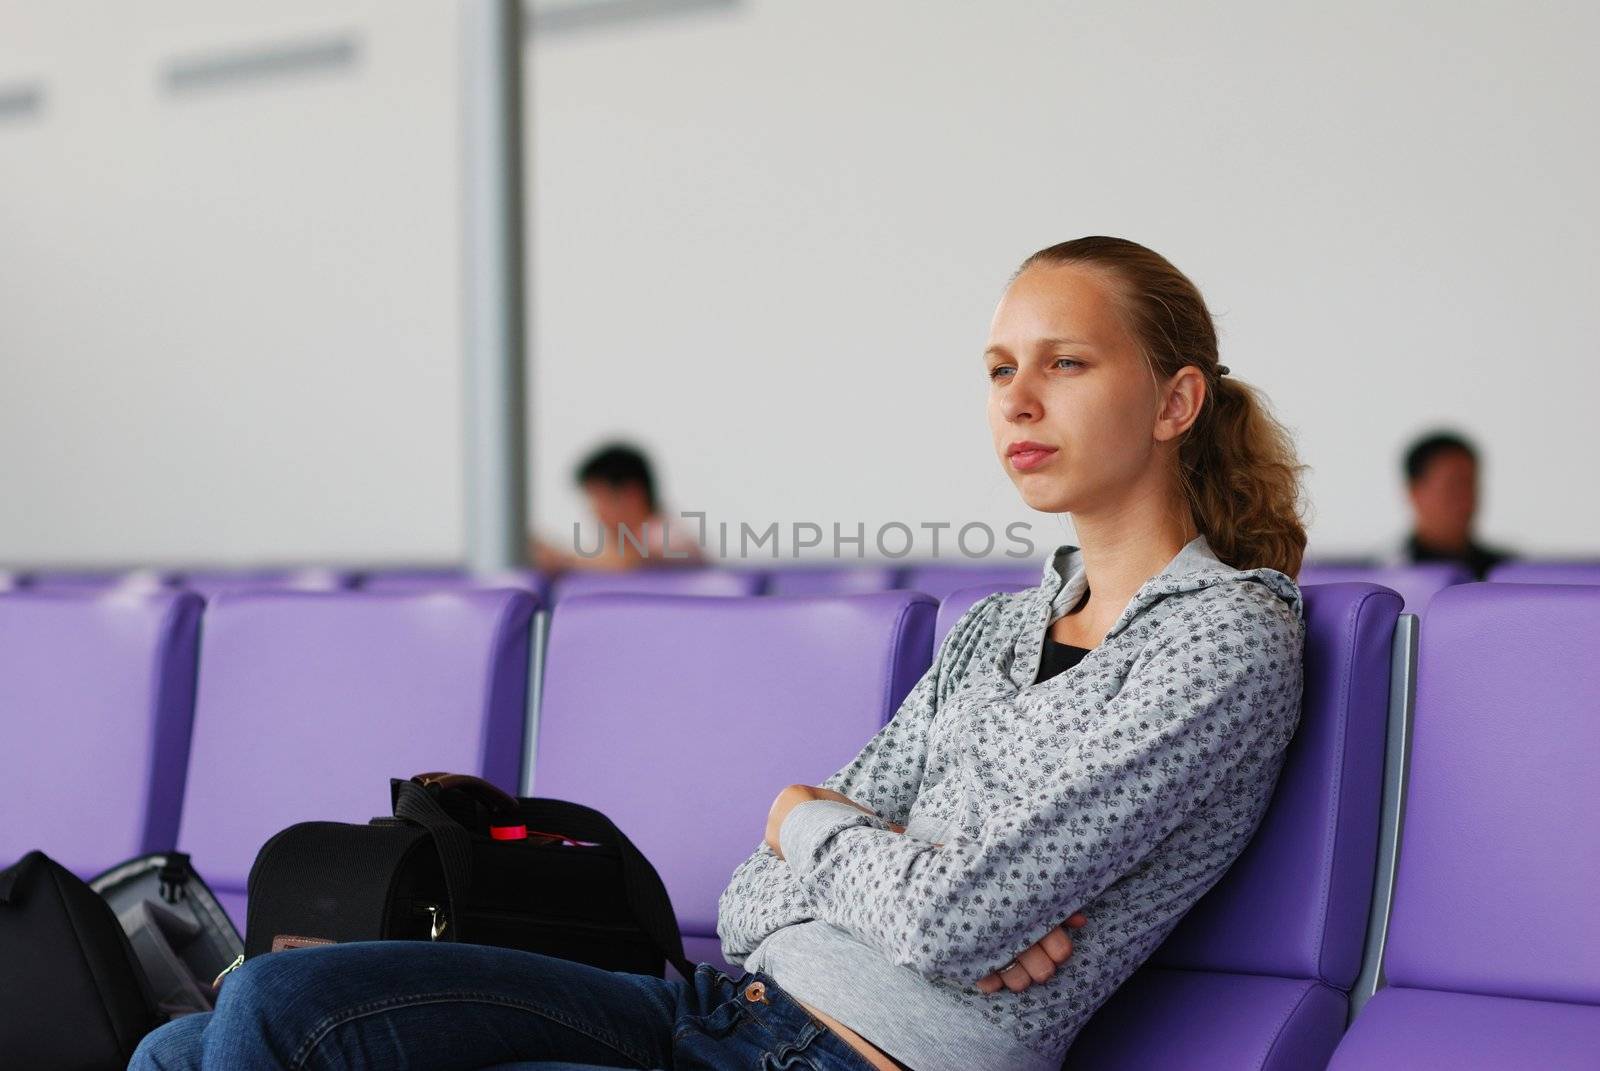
left=129, top=942, right=880, bottom=1070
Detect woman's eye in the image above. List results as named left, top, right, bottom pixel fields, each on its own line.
left=987, top=366, right=1015, bottom=381
left=1054, top=358, right=1083, bottom=371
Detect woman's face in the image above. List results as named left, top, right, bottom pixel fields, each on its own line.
left=985, top=263, right=1197, bottom=516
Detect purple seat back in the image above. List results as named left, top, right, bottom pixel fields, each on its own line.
left=1065, top=583, right=1401, bottom=1070
left=1297, top=562, right=1470, bottom=613
left=900, top=561, right=1040, bottom=601
left=533, top=592, right=935, bottom=964
left=1383, top=583, right=1600, bottom=1000
left=179, top=568, right=354, bottom=598
left=361, top=569, right=548, bottom=600
left=765, top=565, right=900, bottom=596
left=1486, top=561, right=1600, bottom=585
left=2, top=591, right=203, bottom=875
left=1328, top=583, right=1600, bottom=1069
left=26, top=569, right=179, bottom=590
left=178, top=590, right=536, bottom=922
left=550, top=568, right=763, bottom=603
left=935, top=582, right=1034, bottom=643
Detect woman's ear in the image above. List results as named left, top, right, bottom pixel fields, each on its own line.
left=1153, top=365, right=1207, bottom=443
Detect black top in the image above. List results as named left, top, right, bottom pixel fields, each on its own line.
left=1405, top=534, right=1512, bottom=581
left=1035, top=638, right=1091, bottom=684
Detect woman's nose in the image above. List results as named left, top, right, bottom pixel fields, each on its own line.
left=999, top=371, right=1041, bottom=423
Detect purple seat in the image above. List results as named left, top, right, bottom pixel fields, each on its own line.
left=177, top=589, right=537, bottom=927
left=1327, top=584, right=1600, bottom=1069
left=765, top=564, right=901, bottom=596
left=532, top=592, right=936, bottom=975
left=356, top=567, right=470, bottom=586
left=26, top=569, right=179, bottom=590
left=1297, top=562, right=1470, bottom=614
left=178, top=568, right=354, bottom=598
left=1064, top=583, right=1401, bottom=1070
left=361, top=568, right=548, bottom=600
left=899, top=561, right=1040, bottom=601
left=550, top=567, right=763, bottom=603
left=902, top=560, right=1036, bottom=601
left=935, top=582, right=1034, bottom=642
left=1, top=590, right=203, bottom=875
left=1486, top=561, right=1600, bottom=585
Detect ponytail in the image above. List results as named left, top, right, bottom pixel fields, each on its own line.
left=1018, top=237, right=1308, bottom=577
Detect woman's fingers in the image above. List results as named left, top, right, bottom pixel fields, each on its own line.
left=1039, top=926, right=1074, bottom=964
left=978, top=914, right=1092, bottom=995
left=1018, top=945, right=1056, bottom=984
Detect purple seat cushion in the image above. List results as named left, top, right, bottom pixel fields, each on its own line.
left=1, top=590, right=202, bottom=875
left=1381, top=583, right=1600, bottom=1002
left=900, top=562, right=1041, bottom=601
left=177, top=590, right=536, bottom=918
left=1296, top=562, right=1469, bottom=613
left=551, top=568, right=763, bottom=603
left=1486, top=561, right=1600, bottom=585
left=1064, top=969, right=1347, bottom=1071
left=534, top=592, right=935, bottom=942
left=765, top=565, right=900, bottom=596
left=935, top=583, right=1034, bottom=643
left=1328, top=987, right=1600, bottom=1070
left=681, top=935, right=737, bottom=978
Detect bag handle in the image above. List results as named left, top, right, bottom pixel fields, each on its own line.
left=522, top=797, right=697, bottom=981
left=410, top=772, right=521, bottom=819
left=390, top=779, right=473, bottom=942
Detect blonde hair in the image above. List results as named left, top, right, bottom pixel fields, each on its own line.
left=1018, top=237, right=1308, bottom=577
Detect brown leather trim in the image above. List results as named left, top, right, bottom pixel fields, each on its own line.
left=270, top=935, right=336, bottom=952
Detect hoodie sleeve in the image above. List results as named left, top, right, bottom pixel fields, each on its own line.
left=775, top=588, right=1303, bottom=986
left=716, top=593, right=1006, bottom=964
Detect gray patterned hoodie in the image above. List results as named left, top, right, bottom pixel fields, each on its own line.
left=717, top=536, right=1304, bottom=1071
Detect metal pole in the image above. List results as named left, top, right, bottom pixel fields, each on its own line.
left=461, top=0, right=528, bottom=572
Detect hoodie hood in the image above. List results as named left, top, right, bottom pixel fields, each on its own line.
left=997, top=535, right=1304, bottom=691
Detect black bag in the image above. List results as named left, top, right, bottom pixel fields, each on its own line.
left=245, top=773, right=694, bottom=979
left=90, top=852, right=244, bottom=1020
left=0, top=851, right=157, bottom=1070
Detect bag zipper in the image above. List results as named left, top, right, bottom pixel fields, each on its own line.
left=211, top=954, right=245, bottom=988
left=418, top=902, right=448, bottom=940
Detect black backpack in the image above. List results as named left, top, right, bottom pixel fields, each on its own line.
left=244, top=773, right=695, bottom=979
left=0, top=852, right=157, bottom=1069
left=0, top=849, right=241, bottom=1068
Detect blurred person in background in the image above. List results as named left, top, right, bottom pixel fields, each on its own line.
left=1397, top=431, right=1512, bottom=580
left=529, top=441, right=704, bottom=572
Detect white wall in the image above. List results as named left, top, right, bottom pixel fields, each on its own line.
left=3, top=1, right=1596, bottom=566
left=0, top=0, right=463, bottom=565
left=529, top=0, right=1600, bottom=561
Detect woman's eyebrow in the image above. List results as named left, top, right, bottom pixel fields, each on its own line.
left=985, top=337, right=1092, bottom=359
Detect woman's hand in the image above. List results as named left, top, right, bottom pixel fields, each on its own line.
left=765, top=785, right=889, bottom=858
left=975, top=913, right=1088, bottom=994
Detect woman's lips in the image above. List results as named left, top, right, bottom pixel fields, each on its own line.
left=1008, top=446, right=1058, bottom=472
